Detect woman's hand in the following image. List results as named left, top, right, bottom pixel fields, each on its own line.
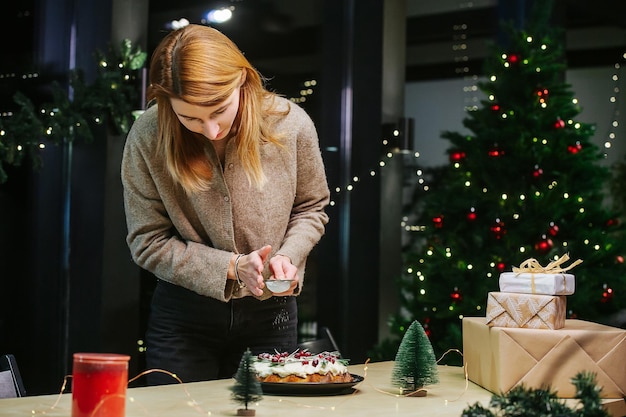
left=268, top=254, right=299, bottom=295
left=235, top=245, right=272, bottom=296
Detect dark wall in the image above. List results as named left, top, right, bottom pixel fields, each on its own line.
left=0, top=0, right=144, bottom=395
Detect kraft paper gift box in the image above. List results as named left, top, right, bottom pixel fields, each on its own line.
left=462, top=317, right=626, bottom=398
left=486, top=291, right=566, bottom=330
left=499, top=272, right=575, bottom=295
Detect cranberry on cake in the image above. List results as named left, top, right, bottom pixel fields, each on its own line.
left=254, top=350, right=352, bottom=383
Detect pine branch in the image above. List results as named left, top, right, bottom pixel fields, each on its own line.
left=461, top=372, right=610, bottom=417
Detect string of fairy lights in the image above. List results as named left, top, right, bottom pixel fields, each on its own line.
left=0, top=24, right=622, bottom=203
left=601, top=60, right=624, bottom=157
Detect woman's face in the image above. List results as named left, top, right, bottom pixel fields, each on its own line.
left=170, top=87, right=241, bottom=141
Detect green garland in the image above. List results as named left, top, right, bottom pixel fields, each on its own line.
left=462, top=371, right=610, bottom=417
left=0, top=38, right=147, bottom=183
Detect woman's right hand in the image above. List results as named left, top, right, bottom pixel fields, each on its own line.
left=234, top=245, right=272, bottom=296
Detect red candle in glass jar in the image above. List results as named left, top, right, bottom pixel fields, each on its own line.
left=72, top=353, right=130, bottom=417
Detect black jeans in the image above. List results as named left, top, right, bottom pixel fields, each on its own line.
left=145, top=280, right=298, bottom=385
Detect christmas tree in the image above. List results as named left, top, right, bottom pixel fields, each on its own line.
left=391, top=320, right=439, bottom=395
left=230, top=349, right=263, bottom=416
left=383, top=1, right=626, bottom=359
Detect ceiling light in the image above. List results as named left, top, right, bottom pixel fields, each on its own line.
left=169, top=18, right=190, bottom=30
left=206, top=7, right=233, bottom=24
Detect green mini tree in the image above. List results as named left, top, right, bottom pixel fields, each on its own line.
left=391, top=320, right=439, bottom=395
left=230, top=349, right=263, bottom=416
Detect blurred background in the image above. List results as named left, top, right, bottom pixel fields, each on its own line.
left=1, top=0, right=625, bottom=395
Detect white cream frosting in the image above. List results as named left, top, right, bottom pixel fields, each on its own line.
left=253, top=351, right=348, bottom=379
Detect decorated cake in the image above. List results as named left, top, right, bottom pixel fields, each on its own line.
left=254, top=350, right=352, bottom=383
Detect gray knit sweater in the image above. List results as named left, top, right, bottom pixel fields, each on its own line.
left=121, top=97, right=330, bottom=301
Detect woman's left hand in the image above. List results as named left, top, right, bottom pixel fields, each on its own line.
left=268, top=254, right=299, bottom=295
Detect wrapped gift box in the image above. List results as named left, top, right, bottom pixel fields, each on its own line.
left=499, top=272, right=575, bottom=295
left=463, top=317, right=626, bottom=398
left=486, top=291, right=566, bottom=330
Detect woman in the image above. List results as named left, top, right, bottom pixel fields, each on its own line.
left=121, top=24, right=330, bottom=385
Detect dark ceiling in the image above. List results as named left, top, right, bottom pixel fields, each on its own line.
left=146, top=0, right=626, bottom=91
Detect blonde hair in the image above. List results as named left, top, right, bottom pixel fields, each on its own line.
left=147, top=24, right=287, bottom=193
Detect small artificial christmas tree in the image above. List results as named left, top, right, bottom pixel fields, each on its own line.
left=230, top=349, right=263, bottom=416
left=391, top=320, right=439, bottom=396
left=380, top=0, right=626, bottom=360
left=461, top=371, right=610, bottom=417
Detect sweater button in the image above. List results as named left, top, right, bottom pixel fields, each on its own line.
left=228, top=163, right=234, bottom=169
left=224, top=196, right=230, bottom=202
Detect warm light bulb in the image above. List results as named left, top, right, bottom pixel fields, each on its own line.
left=206, top=8, right=233, bottom=23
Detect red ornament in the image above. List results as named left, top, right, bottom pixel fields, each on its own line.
left=423, top=318, right=432, bottom=338
left=554, top=118, right=566, bottom=129
left=490, top=104, right=500, bottom=111
left=488, top=147, right=504, bottom=157
left=532, top=165, right=543, bottom=178
left=606, top=218, right=619, bottom=227
left=449, top=150, right=467, bottom=162
left=450, top=287, right=462, bottom=303
left=508, top=54, right=520, bottom=64
left=490, top=219, right=506, bottom=239
left=548, top=222, right=559, bottom=237
left=467, top=207, right=477, bottom=221
left=567, top=142, right=582, bottom=154
left=432, top=215, right=444, bottom=229
left=617, top=255, right=625, bottom=264
left=534, top=235, right=553, bottom=254
left=601, top=285, right=614, bottom=303
left=496, top=262, right=506, bottom=273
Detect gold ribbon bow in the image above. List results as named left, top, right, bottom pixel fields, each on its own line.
left=511, top=253, right=583, bottom=294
